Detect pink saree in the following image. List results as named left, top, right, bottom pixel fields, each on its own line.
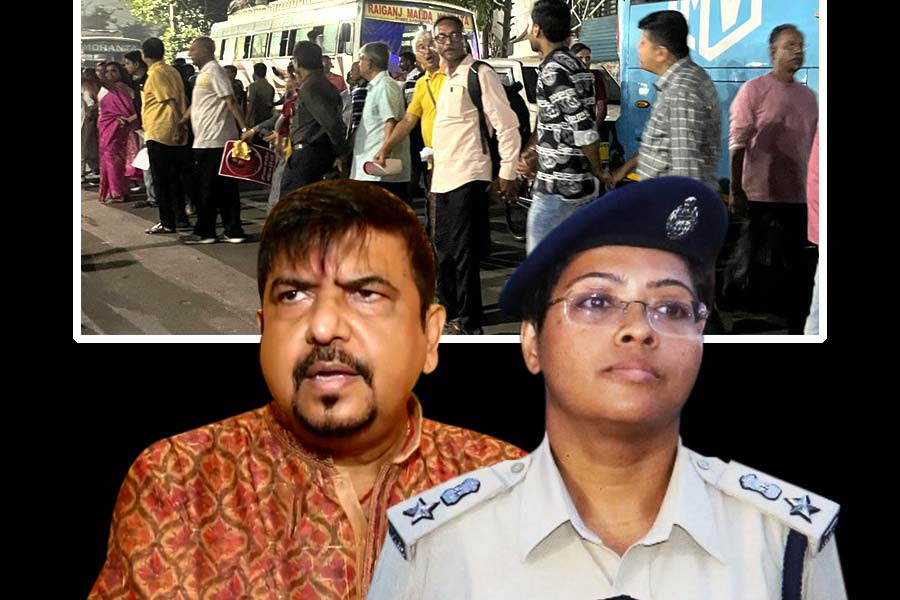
left=97, top=83, right=139, bottom=201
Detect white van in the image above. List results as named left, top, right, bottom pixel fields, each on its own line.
left=484, top=55, right=621, bottom=130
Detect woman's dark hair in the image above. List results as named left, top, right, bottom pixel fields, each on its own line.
left=532, top=0, right=572, bottom=44
left=258, top=180, right=436, bottom=325
left=82, top=68, right=101, bottom=95
left=100, top=62, right=130, bottom=90
left=638, top=10, right=690, bottom=59
left=570, top=42, right=590, bottom=55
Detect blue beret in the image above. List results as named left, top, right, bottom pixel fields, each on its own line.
left=500, top=176, right=728, bottom=317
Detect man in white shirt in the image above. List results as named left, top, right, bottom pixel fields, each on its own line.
left=429, top=15, right=521, bottom=335
left=180, top=36, right=251, bottom=244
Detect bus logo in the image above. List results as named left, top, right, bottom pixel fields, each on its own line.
left=668, top=0, right=763, bottom=62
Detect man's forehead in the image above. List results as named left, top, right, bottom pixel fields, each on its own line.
left=436, top=22, right=461, bottom=32
left=268, top=230, right=411, bottom=281
left=776, top=30, right=803, bottom=44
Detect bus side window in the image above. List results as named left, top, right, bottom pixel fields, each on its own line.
left=288, top=29, right=298, bottom=54
left=223, top=38, right=237, bottom=62
left=338, top=23, right=353, bottom=54
left=242, top=36, right=252, bottom=59
left=219, top=39, right=226, bottom=60
left=322, top=24, right=338, bottom=54
left=251, top=33, right=268, bottom=58
left=279, top=31, right=290, bottom=56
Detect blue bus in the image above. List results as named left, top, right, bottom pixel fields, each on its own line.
left=616, top=0, right=820, bottom=189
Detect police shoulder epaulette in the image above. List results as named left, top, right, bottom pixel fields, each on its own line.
left=690, top=450, right=839, bottom=555
left=386, top=455, right=532, bottom=561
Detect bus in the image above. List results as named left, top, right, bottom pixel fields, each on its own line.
left=81, top=36, right=142, bottom=69
left=210, top=0, right=479, bottom=89
left=617, top=0, right=820, bottom=188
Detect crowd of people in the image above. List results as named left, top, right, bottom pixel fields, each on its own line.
left=80, top=1, right=819, bottom=334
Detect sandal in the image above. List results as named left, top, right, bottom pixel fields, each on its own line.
left=145, top=222, right=175, bottom=234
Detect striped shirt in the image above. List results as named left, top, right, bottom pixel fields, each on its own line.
left=637, top=57, right=720, bottom=189
left=349, top=83, right=368, bottom=139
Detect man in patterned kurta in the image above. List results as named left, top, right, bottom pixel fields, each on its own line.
left=90, top=180, right=524, bottom=600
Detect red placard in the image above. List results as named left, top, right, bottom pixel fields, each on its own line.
left=218, top=141, right=278, bottom=185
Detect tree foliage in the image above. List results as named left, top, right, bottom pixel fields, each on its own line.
left=82, top=5, right=118, bottom=31
left=130, top=0, right=229, bottom=60
left=460, top=0, right=513, bottom=57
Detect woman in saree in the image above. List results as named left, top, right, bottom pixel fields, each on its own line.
left=97, top=62, right=140, bottom=203
left=81, top=69, right=101, bottom=180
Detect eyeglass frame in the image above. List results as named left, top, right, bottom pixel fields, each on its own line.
left=546, top=291, right=709, bottom=338
left=434, top=31, right=465, bottom=45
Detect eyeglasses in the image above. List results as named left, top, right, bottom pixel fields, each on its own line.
left=547, top=290, right=708, bottom=338
left=434, top=32, right=464, bottom=45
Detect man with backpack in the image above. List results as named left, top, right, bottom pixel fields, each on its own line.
left=428, top=14, right=521, bottom=335
left=518, top=0, right=606, bottom=253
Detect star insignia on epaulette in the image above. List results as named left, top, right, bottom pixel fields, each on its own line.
left=785, top=494, right=821, bottom=523
left=402, top=497, right=440, bottom=524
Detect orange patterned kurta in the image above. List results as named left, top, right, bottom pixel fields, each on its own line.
left=90, top=398, right=523, bottom=600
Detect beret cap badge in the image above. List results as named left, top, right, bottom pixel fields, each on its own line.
left=666, top=196, right=700, bottom=240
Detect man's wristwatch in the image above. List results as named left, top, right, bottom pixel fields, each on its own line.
left=241, top=127, right=251, bottom=133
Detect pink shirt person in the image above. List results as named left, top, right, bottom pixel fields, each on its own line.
left=729, top=73, right=817, bottom=204
left=807, top=127, right=819, bottom=244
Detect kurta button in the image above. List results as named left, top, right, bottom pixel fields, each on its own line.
left=511, top=462, right=524, bottom=473
left=697, top=459, right=710, bottom=470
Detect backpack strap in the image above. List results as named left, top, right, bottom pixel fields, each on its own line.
left=467, top=60, right=491, bottom=156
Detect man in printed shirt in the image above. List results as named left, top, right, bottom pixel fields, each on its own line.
left=607, top=10, right=720, bottom=190
left=368, top=177, right=846, bottom=600
left=518, top=0, right=605, bottom=254
left=89, top=180, right=523, bottom=600
left=429, top=15, right=521, bottom=335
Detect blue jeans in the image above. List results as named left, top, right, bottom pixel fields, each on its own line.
left=527, top=193, right=587, bottom=254
left=804, top=261, right=819, bottom=335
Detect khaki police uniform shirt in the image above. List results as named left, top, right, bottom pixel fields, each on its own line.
left=368, top=436, right=846, bottom=600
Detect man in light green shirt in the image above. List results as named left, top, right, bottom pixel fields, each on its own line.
left=349, top=42, right=410, bottom=204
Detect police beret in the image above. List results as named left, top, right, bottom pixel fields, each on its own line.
left=499, top=176, right=728, bottom=317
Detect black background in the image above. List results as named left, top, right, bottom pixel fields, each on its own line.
left=72, top=341, right=851, bottom=597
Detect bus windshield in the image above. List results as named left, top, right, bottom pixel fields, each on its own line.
left=361, top=1, right=479, bottom=58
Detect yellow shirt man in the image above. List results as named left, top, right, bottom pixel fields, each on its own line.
left=141, top=61, right=188, bottom=146
left=407, top=70, right=445, bottom=151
